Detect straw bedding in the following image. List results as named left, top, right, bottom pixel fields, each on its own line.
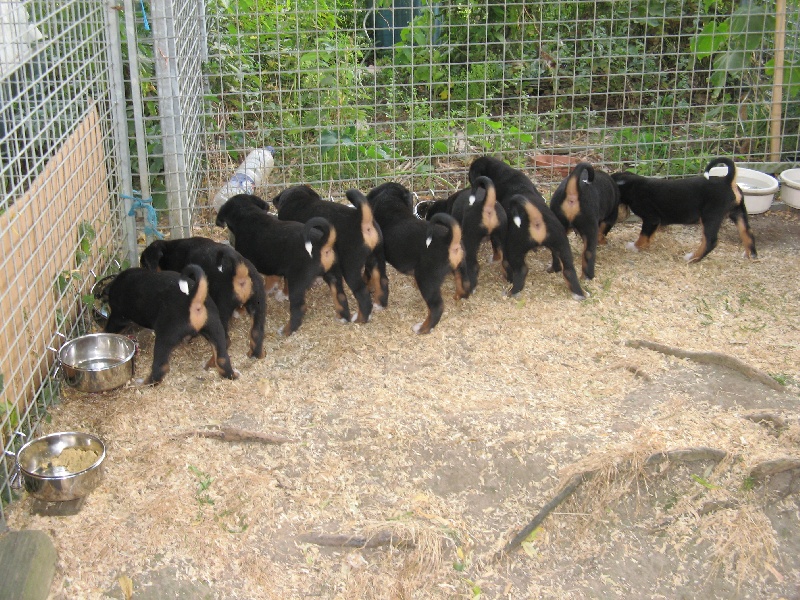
left=6, top=191, right=800, bottom=599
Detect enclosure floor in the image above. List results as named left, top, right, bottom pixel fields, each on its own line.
left=6, top=208, right=800, bottom=599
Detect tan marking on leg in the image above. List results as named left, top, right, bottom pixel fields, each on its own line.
left=735, top=218, right=755, bottom=257
left=263, top=275, right=283, bottom=295
left=414, top=311, right=433, bottom=334
left=233, top=262, right=253, bottom=304
left=448, top=224, right=465, bottom=270
left=687, top=232, right=707, bottom=263
left=481, top=184, right=500, bottom=232
left=360, top=203, right=380, bottom=250
left=523, top=202, right=548, bottom=244
left=320, top=228, right=337, bottom=272
left=328, top=281, right=346, bottom=316
left=562, top=176, right=581, bottom=222
left=189, top=277, right=209, bottom=331
left=634, top=233, right=652, bottom=250
left=453, top=269, right=468, bottom=300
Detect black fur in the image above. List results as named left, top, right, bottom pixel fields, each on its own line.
left=215, top=193, right=338, bottom=335
left=549, top=162, right=621, bottom=279
left=103, top=265, right=237, bottom=385
left=140, top=237, right=267, bottom=358
left=423, top=176, right=507, bottom=293
left=611, top=157, right=757, bottom=262
left=468, top=156, right=586, bottom=299
left=366, top=182, right=469, bottom=333
left=273, top=185, right=389, bottom=323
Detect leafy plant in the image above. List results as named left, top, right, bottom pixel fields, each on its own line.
left=188, top=465, right=215, bottom=506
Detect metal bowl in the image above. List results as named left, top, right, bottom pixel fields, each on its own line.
left=16, top=432, right=106, bottom=502
left=58, top=333, right=135, bottom=393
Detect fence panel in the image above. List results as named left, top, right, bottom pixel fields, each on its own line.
left=0, top=0, right=128, bottom=522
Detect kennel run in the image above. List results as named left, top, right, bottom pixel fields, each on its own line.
left=1, top=0, right=799, bottom=523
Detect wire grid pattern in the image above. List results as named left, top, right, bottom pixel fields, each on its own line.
left=145, top=0, right=207, bottom=238
left=0, top=0, right=125, bottom=521
left=130, top=0, right=800, bottom=220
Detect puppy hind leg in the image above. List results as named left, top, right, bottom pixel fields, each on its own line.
left=323, top=271, right=351, bottom=323
left=731, top=208, right=757, bottom=259
left=547, top=248, right=563, bottom=274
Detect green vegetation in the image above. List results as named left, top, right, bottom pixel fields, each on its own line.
left=130, top=0, right=800, bottom=191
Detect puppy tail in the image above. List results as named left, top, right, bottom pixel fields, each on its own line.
left=426, top=212, right=460, bottom=245
left=704, top=157, right=736, bottom=184
left=178, top=264, right=207, bottom=302
left=347, top=189, right=382, bottom=250
left=572, top=162, right=595, bottom=184
left=304, top=217, right=337, bottom=271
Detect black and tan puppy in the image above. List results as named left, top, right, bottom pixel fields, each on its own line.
left=420, top=176, right=507, bottom=293
left=215, top=193, right=338, bottom=336
left=366, top=182, right=468, bottom=334
left=140, top=237, right=267, bottom=358
left=103, top=265, right=237, bottom=385
left=549, top=162, right=621, bottom=280
left=273, top=185, right=388, bottom=323
left=468, top=156, right=586, bottom=299
left=611, top=157, right=757, bottom=262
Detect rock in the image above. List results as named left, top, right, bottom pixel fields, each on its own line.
left=0, top=530, right=57, bottom=600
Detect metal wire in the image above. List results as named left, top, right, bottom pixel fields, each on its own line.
left=0, top=0, right=127, bottom=522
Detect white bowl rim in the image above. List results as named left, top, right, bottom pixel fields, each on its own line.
left=779, top=168, right=800, bottom=190
left=708, top=166, right=779, bottom=195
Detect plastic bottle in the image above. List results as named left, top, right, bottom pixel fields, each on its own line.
left=212, top=147, right=275, bottom=212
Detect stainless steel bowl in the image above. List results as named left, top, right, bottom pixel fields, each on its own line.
left=16, top=432, right=106, bottom=502
left=58, top=333, right=135, bottom=393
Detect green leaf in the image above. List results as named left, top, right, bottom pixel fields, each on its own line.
left=691, top=20, right=730, bottom=60
left=691, top=474, right=718, bottom=490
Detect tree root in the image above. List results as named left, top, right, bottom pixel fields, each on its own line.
left=174, top=426, right=296, bottom=444
left=298, top=530, right=414, bottom=549
left=624, top=339, right=785, bottom=392
left=495, top=446, right=728, bottom=561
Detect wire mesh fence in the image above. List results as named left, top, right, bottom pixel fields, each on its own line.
left=125, top=0, right=800, bottom=227
left=0, top=0, right=128, bottom=522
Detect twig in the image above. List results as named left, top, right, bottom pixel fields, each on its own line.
left=174, top=426, right=296, bottom=444
left=298, top=530, right=413, bottom=549
left=495, top=446, right=727, bottom=561
left=740, top=411, right=788, bottom=432
left=624, top=339, right=785, bottom=392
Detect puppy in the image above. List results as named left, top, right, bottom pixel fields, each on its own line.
left=215, top=193, right=338, bottom=335
left=366, top=182, right=468, bottom=333
left=549, top=162, right=621, bottom=279
left=468, top=156, right=586, bottom=299
left=611, top=157, right=757, bottom=262
left=103, top=265, right=237, bottom=385
left=140, top=237, right=267, bottom=358
left=421, top=175, right=507, bottom=293
left=273, top=185, right=389, bottom=323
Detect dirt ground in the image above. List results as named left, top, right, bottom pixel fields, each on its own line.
left=5, top=200, right=800, bottom=599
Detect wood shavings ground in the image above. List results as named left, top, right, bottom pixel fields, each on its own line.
left=5, top=208, right=800, bottom=599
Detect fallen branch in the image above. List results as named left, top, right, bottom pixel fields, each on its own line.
left=174, top=426, right=296, bottom=444
left=298, top=530, right=413, bottom=549
left=740, top=411, right=788, bottom=432
left=749, top=457, right=800, bottom=481
left=495, top=446, right=727, bottom=562
left=624, top=339, right=784, bottom=392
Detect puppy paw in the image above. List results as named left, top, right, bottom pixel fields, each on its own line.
left=625, top=241, right=639, bottom=253
left=232, top=368, right=241, bottom=379
left=684, top=251, right=696, bottom=263
left=372, top=302, right=385, bottom=311
left=274, top=290, right=289, bottom=302
left=572, top=292, right=587, bottom=301
left=350, top=313, right=360, bottom=323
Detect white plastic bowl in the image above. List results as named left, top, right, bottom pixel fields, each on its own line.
left=709, top=165, right=778, bottom=214
left=778, top=168, right=800, bottom=209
